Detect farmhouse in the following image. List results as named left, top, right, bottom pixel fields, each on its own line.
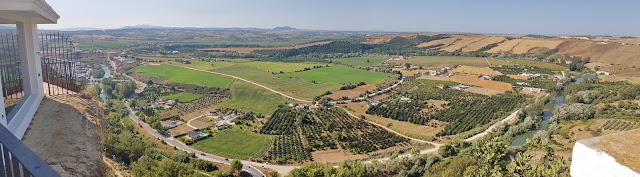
left=435, top=84, right=445, bottom=89
left=400, top=96, right=412, bottom=102
left=518, top=73, right=541, bottom=78
left=369, top=101, right=381, bottom=106
left=161, top=120, right=177, bottom=129
left=213, top=122, right=230, bottom=130
left=596, top=71, right=610, bottom=75
left=185, top=131, right=200, bottom=139
left=516, top=82, right=529, bottom=86
left=479, top=76, right=492, bottom=80
left=428, top=70, right=440, bottom=76
left=521, top=87, right=543, bottom=94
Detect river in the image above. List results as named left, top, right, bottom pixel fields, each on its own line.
left=92, top=64, right=111, bottom=102
left=510, top=74, right=595, bottom=146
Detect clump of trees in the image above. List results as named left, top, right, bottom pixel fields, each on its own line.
left=549, top=103, right=596, bottom=122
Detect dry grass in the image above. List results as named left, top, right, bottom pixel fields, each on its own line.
left=511, top=39, right=564, bottom=54
left=450, top=75, right=513, bottom=92
left=311, top=149, right=368, bottom=163
left=487, top=39, right=521, bottom=53
left=197, top=41, right=331, bottom=53
left=507, top=74, right=529, bottom=80
left=362, top=33, right=429, bottom=44
left=487, top=38, right=565, bottom=54
left=167, top=124, right=195, bottom=136
left=417, top=37, right=459, bottom=48
left=579, top=126, right=640, bottom=172
left=418, top=75, right=450, bottom=81
left=441, top=35, right=488, bottom=52
left=590, top=63, right=640, bottom=84
left=463, top=87, right=502, bottom=96
left=326, top=84, right=376, bottom=99
left=461, top=36, right=507, bottom=52
left=449, top=65, right=502, bottom=76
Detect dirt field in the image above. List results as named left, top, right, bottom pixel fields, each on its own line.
left=487, top=38, right=565, bottom=54
left=417, top=37, right=459, bottom=48
left=168, top=123, right=195, bottom=136
left=362, top=33, right=431, bottom=44
left=345, top=101, right=444, bottom=138
left=22, top=96, right=106, bottom=177
left=461, top=36, right=507, bottom=52
left=311, top=149, right=368, bottom=163
left=507, top=74, right=529, bottom=80
left=197, top=41, right=331, bottom=53
left=449, top=65, right=502, bottom=76
left=441, top=35, right=488, bottom=52
left=450, top=75, right=513, bottom=92
left=463, top=87, right=502, bottom=96
left=418, top=75, right=450, bottom=81
left=326, top=84, right=376, bottom=99
left=587, top=63, right=640, bottom=84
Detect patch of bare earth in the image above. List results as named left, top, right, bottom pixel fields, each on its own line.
left=326, top=84, right=376, bottom=100
left=22, top=95, right=106, bottom=177
left=449, top=75, right=513, bottom=92
left=311, top=149, right=368, bottom=163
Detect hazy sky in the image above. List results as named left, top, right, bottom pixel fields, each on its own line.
left=40, top=0, right=640, bottom=36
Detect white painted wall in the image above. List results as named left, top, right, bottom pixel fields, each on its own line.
left=571, top=142, right=640, bottom=177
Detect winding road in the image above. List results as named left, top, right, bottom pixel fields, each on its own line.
left=121, top=62, right=522, bottom=175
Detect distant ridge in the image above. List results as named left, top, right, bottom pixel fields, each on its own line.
left=272, top=26, right=297, bottom=31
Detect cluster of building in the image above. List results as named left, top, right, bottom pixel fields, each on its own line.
left=295, top=104, right=319, bottom=110
left=150, top=99, right=176, bottom=109
left=114, top=56, right=135, bottom=64
left=518, top=73, right=541, bottom=78
left=209, top=110, right=242, bottom=130
left=75, top=62, right=92, bottom=79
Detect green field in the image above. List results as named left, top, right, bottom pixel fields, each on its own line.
left=277, top=65, right=393, bottom=84
left=333, top=57, right=387, bottom=67
left=390, top=56, right=512, bottom=68
left=213, top=65, right=341, bottom=100
left=77, top=42, right=136, bottom=51
left=159, top=92, right=203, bottom=102
left=239, top=61, right=322, bottom=73
left=133, top=64, right=233, bottom=88
left=192, top=129, right=272, bottom=159
left=218, top=80, right=289, bottom=115
left=509, top=59, right=567, bottom=70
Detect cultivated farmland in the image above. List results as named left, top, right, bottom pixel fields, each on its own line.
left=449, top=65, right=502, bottom=76
left=193, top=129, right=272, bottom=160
left=217, top=80, right=289, bottom=115
left=390, top=56, right=511, bottom=68
left=333, top=57, right=387, bottom=67
left=450, top=75, right=513, bottom=92
left=133, top=64, right=233, bottom=88
left=160, top=92, right=203, bottom=103
left=277, top=65, right=393, bottom=84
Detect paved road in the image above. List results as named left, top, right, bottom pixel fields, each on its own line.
left=125, top=63, right=521, bottom=175
left=125, top=101, right=267, bottom=177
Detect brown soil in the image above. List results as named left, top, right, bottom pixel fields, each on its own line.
left=463, top=87, right=502, bottom=96
left=449, top=65, right=501, bottom=76
left=507, top=74, right=529, bottom=80
left=450, top=75, right=513, bottom=92
left=461, top=36, right=507, bottom=52
left=417, top=37, right=459, bottom=48
left=418, top=75, right=450, bottom=81
left=441, top=35, right=488, bottom=52
left=326, top=84, right=376, bottom=99
left=311, top=149, right=368, bottom=163
left=168, top=124, right=194, bottom=136
left=22, top=95, right=106, bottom=177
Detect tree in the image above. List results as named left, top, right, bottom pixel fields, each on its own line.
left=231, top=159, right=243, bottom=172
left=268, top=170, right=279, bottom=177
left=405, top=63, right=411, bottom=70
left=195, top=159, right=217, bottom=172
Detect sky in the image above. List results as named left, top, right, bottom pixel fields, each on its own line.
left=40, top=0, right=640, bottom=36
